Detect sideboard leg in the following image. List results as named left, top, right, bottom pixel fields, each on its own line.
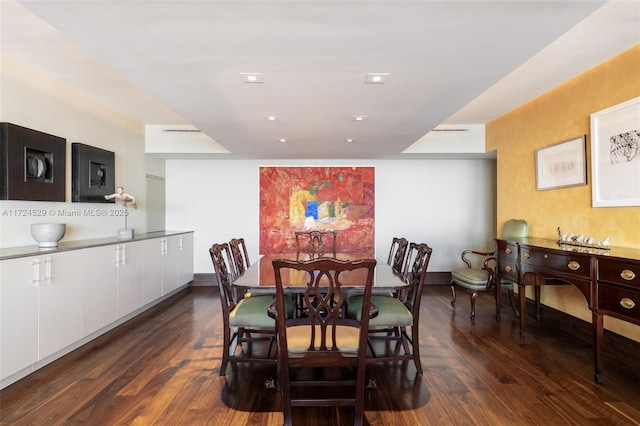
left=592, top=311, right=603, bottom=384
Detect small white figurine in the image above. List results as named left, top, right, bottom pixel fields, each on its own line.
left=602, top=237, right=611, bottom=246
left=105, top=186, right=137, bottom=209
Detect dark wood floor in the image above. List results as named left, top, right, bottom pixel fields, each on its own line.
left=1, top=285, right=639, bottom=425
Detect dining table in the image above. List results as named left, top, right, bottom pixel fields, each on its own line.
left=233, top=252, right=409, bottom=294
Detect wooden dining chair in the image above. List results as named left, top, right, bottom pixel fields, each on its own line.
left=209, top=243, right=292, bottom=376
left=294, top=230, right=337, bottom=260
left=387, top=237, right=408, bottom=273
left=450, top=219, right=527, bottom=320
left=229, top=237, right=251, bottom=277
left=347, top=242, right=432, bottom=374
left=272, top=257, right=377, bottom=426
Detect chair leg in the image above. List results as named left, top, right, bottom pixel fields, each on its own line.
left=468, top=290, right=478, bottom=320
left=450, top=282, right=457, bottom=306
left=220, top=327, right=231, bottom=376
left=411, top=324, right=423, bottom=375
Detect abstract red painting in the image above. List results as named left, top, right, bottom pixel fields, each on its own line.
left=259, top=166, right=375, bottom=254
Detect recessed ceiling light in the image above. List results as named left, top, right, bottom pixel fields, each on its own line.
left=365, top=73, right=389, bottom=84
left=278, top=138, right=287, bottom=143
left=264, top=115, right=279, bottom=121
left=351, top=116, right=367, bottom=122
left=240, top=73, right=264, bottom=83
left=345, top=138, right=355, bottom=143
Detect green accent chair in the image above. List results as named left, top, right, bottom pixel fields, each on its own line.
left=450, top=219, right=528, bottom=320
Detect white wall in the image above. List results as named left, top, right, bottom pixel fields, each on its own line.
left=0, top=54, right=148, bottom=248
left=166, top=159, right=496, bottom=274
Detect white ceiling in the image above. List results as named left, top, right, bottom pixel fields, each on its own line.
left=1, top=1, right=639, bottom=159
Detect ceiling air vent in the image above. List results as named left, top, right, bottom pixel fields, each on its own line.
left=163, top=129, right=202, bottom=133
left=430, top=128, right=469, bottom=132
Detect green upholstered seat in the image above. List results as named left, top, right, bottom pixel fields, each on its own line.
left=347, top=295, right=412, bottom=327
left=450, top=269, right=515, bottom=291
left=450, top=219, right=527, bottom=320
left=347, top=243, right=432, bottom=375
left=210, top=242, right=293, bottom=376
left=229, top=294, right=293, bottom=328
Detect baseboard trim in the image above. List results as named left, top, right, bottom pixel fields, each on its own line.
left=191, top=273, right=215, bottom=286
left=426, top=271, right=451, bottom=286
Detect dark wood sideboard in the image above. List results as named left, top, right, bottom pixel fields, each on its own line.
left=495, top=237, right=640, bottom=383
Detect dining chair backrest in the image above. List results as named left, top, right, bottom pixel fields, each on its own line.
left=387, top=237, right=408, bottom=272
left=272, top=257, right=376, bottom=425
left=209, top=243, right=237, bottom=312
left=402, top=243, right=433, bottom=311
left=229, top=237, right=250, bottom=276
left=294, top=230, right=337, bottom=260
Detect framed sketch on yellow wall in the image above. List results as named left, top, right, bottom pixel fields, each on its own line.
left=535, top=135, right=587, bottom=191
left=590, top=96, right=640, bottom=207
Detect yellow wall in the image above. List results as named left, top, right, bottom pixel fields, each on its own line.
left=486, top=44, right=640, bottom=342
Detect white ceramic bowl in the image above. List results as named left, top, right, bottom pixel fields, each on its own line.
left=31, top=223, right=66, bottom=248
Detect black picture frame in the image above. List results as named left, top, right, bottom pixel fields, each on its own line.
left=0, top=122, right=66, bottom=201
left=72, top=143, right=115, bottom=203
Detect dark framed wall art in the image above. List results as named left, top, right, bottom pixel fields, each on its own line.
left=72, top=143, right=115, bottom=203
left=0, top=122, right=66, bottom=201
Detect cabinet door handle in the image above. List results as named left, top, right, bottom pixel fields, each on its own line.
left=504, top=265, right=512, bottom=273
left=505, top=247, right=512, bottom=255
left=620, top=270, right=636, bottom=281
left=620, top=298, right=636, bottom=310
left=31, top=258, right=40, bottom=286
left=43, top=256, right=52, bottom=286
left=567, top=261, right=580, bottom=271
left=523, top=252, right=530, bottom=259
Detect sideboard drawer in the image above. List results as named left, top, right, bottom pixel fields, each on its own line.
left=596, top=283, right=640, bottom=323
left=597, top=259, right=640, bottom=290
left=520, top=246, right=590, bottom=279
left=496, top=240, right=518, bottom=281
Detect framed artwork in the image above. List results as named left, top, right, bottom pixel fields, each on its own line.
left=535, top=135, right=587, bottom=191
left=0, top=122, right=66, bottom=201
left=71, top=143, right=115, bottom=203
left=590, top=96, right=640, bottom=207
left=259, top=166, right=375, bottom=255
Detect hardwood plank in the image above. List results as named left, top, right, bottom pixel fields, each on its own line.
left=1, top=286, right=639, bottom=425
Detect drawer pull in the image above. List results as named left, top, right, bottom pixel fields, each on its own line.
left=505, top=247, right=512, bottom=255
left=620, top=270, right=636, bottom=281
left=523, top=252, right=530, bottom=259
left=544, top=254, right=548, bottom=259
left=504, top=265, right=512, bottom=273
left=619, top=298, right=636, bottom=310
left=568, top=261, right=580, bottom=271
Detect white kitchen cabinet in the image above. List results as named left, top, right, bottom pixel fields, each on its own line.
left=38, top=250, right=85, bottom=360
left=177, top=233, right=194, bottom=287
left=0, top=231, right=194, bottom=388
left=84, top=245, right=118, bottom=335
left=0, top=250, right=84, bottom=379
left=115, top=242, right=145, bottom=318
left=160, top=236, right=179, bottom=294
left=142, top=238, right=163, bottom=305
left=0, top=256, right=38, bottom=379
